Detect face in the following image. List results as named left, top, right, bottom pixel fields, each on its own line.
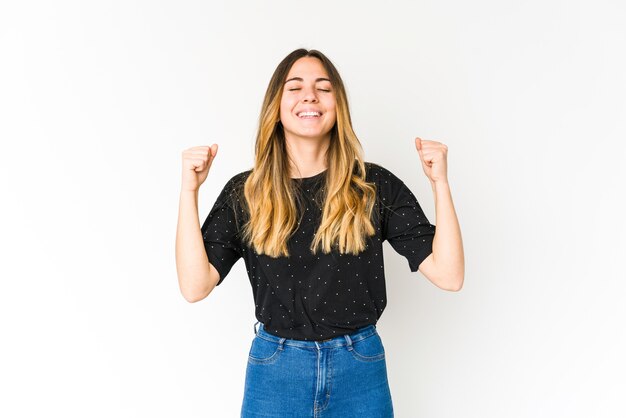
left=279, top=56, right=337, bottom=143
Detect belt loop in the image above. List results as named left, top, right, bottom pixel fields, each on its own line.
left=278, top=337, right=286, bottom=350
left=253, top=320, right=260, bottom=335
left=344, top=333, right=353, bottom=349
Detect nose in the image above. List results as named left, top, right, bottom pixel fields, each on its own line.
left=301, top=86, right=318, bottom=103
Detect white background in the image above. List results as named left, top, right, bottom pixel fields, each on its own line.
left=1, top=0, right=625, bottom=417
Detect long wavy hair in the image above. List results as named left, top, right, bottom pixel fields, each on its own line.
left=237, top=48, right=377, bottom=258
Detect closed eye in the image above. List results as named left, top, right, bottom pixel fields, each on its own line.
left=288, top=88, right=331, bottom=92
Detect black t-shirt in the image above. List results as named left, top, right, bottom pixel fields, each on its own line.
left=201, top=162, right=436, bottom=341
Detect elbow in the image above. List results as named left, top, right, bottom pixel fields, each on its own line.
left=177, top=268, right=214, bottom=303
left=441, top=263, right=464, bottom=292
left=447, top=284, right=463, bottom=292
left=179, top=283, right=211, bottom=303
left=182, top=290, right=209, bottom=303
left=446, top=275, right=464, bottom=292
left=183, top=292, right=205, bottom=303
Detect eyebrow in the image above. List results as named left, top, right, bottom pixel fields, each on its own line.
left=284, top=77, right=331, bottom=84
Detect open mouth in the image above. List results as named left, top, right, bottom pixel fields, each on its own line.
left=297, top=111, right=322, bottom=119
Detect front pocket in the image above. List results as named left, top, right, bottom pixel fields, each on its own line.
left=247, top=336, right=282, bottom=365
left=348, top=333, right=386, bottom=363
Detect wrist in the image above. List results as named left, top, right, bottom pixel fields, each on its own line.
left=430, top=180, right=450, bottom=193
left=180, top=188, right=199, bottom=199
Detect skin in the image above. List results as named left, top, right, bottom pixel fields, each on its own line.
left=279, top=56, right=337, bottom=179
left=413, top=137, right=465, bottom=291
left=176, top=144, right=220, bottom=302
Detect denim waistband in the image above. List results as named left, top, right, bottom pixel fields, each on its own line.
left=253, top=321, right=379, bottom=349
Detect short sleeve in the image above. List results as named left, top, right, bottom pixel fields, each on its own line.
left=377, top=166, right=436, bottom=272
left=200, top=177, right=243, bottom=286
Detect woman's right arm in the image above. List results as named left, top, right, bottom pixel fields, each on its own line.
left=175, top=145, right=220, bottom=303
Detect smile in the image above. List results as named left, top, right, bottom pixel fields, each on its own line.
left=297, top=111, right=322, bottom=118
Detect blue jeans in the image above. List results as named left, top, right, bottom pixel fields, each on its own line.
left=241, top=321, right=394, bottom=417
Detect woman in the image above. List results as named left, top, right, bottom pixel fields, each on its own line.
left=176, top=48, right=464, bottom=417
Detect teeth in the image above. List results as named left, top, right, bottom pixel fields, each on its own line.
left=298, top=111, right=320, bottom=117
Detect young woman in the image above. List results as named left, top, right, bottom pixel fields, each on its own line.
left=176, top=48, right=464, bottom=417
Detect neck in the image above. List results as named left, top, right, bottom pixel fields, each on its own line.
left=285, top=135, right=330, bottom=179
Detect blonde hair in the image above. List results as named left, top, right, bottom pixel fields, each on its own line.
left=238, top=49, right=377, bottom=258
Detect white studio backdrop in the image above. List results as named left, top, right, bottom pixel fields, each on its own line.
left=1, top=0, right=625, bottom=417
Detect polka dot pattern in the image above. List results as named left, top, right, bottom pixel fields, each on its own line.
left=200, top=162, right=435, bottom=341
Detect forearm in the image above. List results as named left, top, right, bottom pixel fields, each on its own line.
left=430, top=180, right=464, bottom=289
left=175, top=189, right=213, bottom=301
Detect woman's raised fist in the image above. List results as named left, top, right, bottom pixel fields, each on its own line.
left=181, top=144, right=218, bottom=192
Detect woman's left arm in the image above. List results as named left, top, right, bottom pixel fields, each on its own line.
left=414, top=137, right=465, bottom=291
